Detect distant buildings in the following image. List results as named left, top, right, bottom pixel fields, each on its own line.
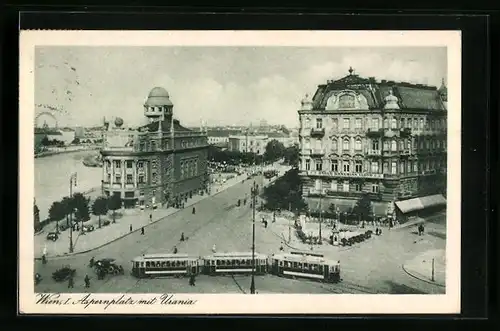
left=298, top=67, right=447, bottom=216
left=100, top=87, right=209, bottom=210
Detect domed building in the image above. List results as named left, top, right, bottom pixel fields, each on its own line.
left=298, top=68, right=447, bottom=221
left=100, top=87, right=209, bottom=209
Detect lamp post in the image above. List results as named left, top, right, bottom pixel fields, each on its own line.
left=318, top=193, right=323, bottom=243
left=69, top=172, right=77, bottom=253
left=250, top=181, right=257, bottom=294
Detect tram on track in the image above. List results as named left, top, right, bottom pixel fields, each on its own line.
left=131, top=251, right=341, bottom=283
left=131, top=253, right=200, bottom=278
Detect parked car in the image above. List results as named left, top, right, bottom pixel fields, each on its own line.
left=46, top=232, right=59, bottom=241
left=83, top=224, right=95, bottom=232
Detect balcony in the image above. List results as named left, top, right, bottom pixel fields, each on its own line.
left=366, top=128, right=383, bottom=138
left=420, top=169, right=437, bottom=176
left=366, top=149, right=382, bottom=156
left=125, top=183, right=135, bottom=189
left=302, top=170, right=384, bottom=179
left=400, top=128, right=412, bottom=138
left=310, top=148, right=325, bottom=156
left=400, top=149, right=411, bottom=156
left=310, top=128, right=325, bottom=137
left=398, top=191, right=414, bottom=199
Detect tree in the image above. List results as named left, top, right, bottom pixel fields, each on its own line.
left=92, top=196, right=109, bottom=228
left=48, top=201, right=66, bottom=233
left=71, top=137, right=80, bottom=145
left=352, top=193, right=373, bottom=223
left=41, top=136, right=50, bottom=146
left=107, top=193, right=122, bottom=223
left=283, top=145, right=299, bottom=167
left=263, top=139, right=286, bottom=163
left=262, top=168, right=307, bottom=212
left=72, top=193, right=91, bottom=229
left=61, top=196, right=73, bottom=226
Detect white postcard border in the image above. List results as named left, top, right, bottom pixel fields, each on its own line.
left=19, top=30, right=462, bottom=314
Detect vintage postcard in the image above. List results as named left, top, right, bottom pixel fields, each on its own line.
left=19, top=30, right=461, bottom=314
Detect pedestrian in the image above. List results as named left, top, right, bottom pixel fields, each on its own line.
left=84, top=275, right=90, bottom=288
left=173, top=246, right=178, bottom=254
left=189, top=274, right=196, bottom=286
left=192, top=207, right=196, bottom=214
left=130, top=224, right=132, bottom=232
left=68, top=275, right=74, bottom=288
left=141, top=227, right=145, bottom=235
left=279, top=244, right=284, bottom=251
left=379, top=229, right=383, bottom=236
left=180, top=232, right=185, bottom=241
left=149, top=214, right=152, bottom=222
left=42, top=254, right=47, bottom=265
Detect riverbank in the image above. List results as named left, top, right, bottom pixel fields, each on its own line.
left=35, top=146, right=100, bottom=158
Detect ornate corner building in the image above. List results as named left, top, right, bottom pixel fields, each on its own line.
left=298, top=68, right=448, bottom=214
left=100, top=87, right=209, bottom=209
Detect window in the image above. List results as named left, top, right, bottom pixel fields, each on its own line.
left=115, top=174, right=121, bottom=183
left=114, top=160, right=121, bottom=168
left=371, top=162, right=379, bottom=174
left=125, top=192, right=134, bottom=198
left=343, top=181, right=349, bottom=192
left=371, top=118, right=379, bottom=130
left=437, top=140, right=441, bottom=149
left=355, top=139, right=362, bottom=151
left=355, top=161, right=363, bottom=173
left=138, top=175, right=145, bottom=184
left=383, top=162, right=389, bottom=174
left=401, top=118, right=406, bottom=128
left=383, top=141, right=389, bottom=151
left=137, top=161, right=143, bottom=169
left=355, top=118, right=362, bottom=129
left=316, top=118, right=323, bottom=129
left=399, top=140, right=405, bottom=150
left=315, top=160, right=322, bottom=171
left=180, top=161, right=185, bottom=178
left=407, top=118, right=412, bottom=129
left=140, top=191, right=144, bottom=196
left=343, top=139, right=350, bottom=151
left=315, top=179, right=321, bottom=190
left=413, top=118, right=418, bottom=129
left=305, top=159, right=311, bottom=171
left=151, top=172, right=157, bottom=183
left=330, top=180, right=338, bottom=191
left=400, top=161, right=405, bottom=174
left=151, top=140, right=157, bottom=151
left=332, top=119, right=338, bottom=130
left=343, top=161, right=350, bottom=172
left=426, top=140, right=430, bottom=149
left=331, top=139, right=338, bottom=151
left=383, top=118, right=389, bottom=129
left=391, top=118, right=397, bottom=129
left=420, top=118, right=424, bottom=129
left=355, top=184, right=362, bottom=192
left=126, top=160, right=133, bottom=168
left=106, top=174, right=111, bottom=183
left=126, top=174, right=133, bottom=184
left=391, top=162, right=397, bottom=175
left=413, top=161, right=418, bottom=172
left=372, top=140, right=379, bottom=150
left=305, top=118, right=311, bottom=128
left=391, top=140, right=397, bottom=151
left=407, top=140, right=411, bottom=150
left=331, top=160, right=338, bottom=172
left=407, top=161, right=412, bottom=173
left=343, top=118, right=350, bottom=129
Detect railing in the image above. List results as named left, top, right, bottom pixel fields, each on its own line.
left=310, top=128, right=325, bottom=136
left=310, top=148, right=325, bottom=156
left=366, top=149, right=382, bottom=156
left=400, top=150, right=411, bottom=155
left=366, top=128, right=383, bottom=137
left=301, top=170, right=384, bottom=179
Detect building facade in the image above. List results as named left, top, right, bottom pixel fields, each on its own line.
left=228, top=133, right=269, bottom=155
left=298, top=68, right=447, bottom=214
left=100, top=87, right=209, bottom=209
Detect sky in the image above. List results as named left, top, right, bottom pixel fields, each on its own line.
left=34, top=46, right=447, bottom=128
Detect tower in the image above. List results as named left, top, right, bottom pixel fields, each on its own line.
left=144, top=87, right=174, bottom=124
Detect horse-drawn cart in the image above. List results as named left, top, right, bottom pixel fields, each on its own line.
left=93, top=258, right=124, bottom=279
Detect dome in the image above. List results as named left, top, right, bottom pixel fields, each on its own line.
left=114, top=117, right=124, bottom=127
left=145, top=86, right=173, bottom=107
left=384, top=90, right=400, bottom=110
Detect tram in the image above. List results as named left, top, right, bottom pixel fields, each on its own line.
left=203, top=252, right=268, bottom=276
left=131, top=253, right=201, bottom=278
left=270, top=252, right=341, bottom=283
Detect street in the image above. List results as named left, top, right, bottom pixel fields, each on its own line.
left=35, top=174, right=446, bottom=294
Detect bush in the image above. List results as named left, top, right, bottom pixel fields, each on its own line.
left=103, top=220, right=111, bottom=227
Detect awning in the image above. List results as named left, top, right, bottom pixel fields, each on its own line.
left=395, top=194, right=446, bottom=214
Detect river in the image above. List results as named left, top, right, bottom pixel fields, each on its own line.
left=35, top=150, right=102, bottom=221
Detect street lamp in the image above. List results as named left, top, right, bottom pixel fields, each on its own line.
left=69, top=172, right=77, bottom=253
left=318, top=193, right=323, bottom=243
left=250, top=181, right=257, bottom=294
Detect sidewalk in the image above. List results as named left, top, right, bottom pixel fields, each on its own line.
left=34, top=162, right=290, bottom=259
left=402, top=249, right=446, bottom=287
left=34, top=171, right=251, bottom=259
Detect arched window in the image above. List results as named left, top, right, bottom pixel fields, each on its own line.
left=391, top=140, right=397, bottom=151
left=331, top=139, right=338, bottom=151
left=384, top=118, right=389, bottom=128
left=355, top=139, right=362, bottom=151
left=343, top=139, right=350, bottom=151
left=391, top=118, right=397, bottom=129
